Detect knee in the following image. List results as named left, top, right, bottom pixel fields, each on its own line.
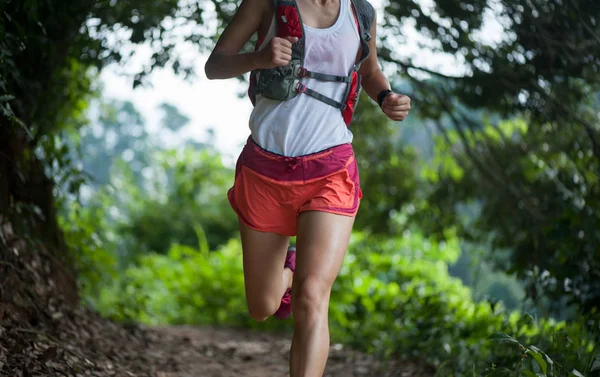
left=292, top=276, right=331, bottom=321
left=247, top=296, right=280, bottom=322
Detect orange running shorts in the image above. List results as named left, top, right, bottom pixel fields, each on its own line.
left=227, top=137, right=362, bottom=236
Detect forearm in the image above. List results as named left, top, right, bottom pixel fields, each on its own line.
left=360, top=69, right=390, bottom=103
left=205, top=51, right=263, bottom=80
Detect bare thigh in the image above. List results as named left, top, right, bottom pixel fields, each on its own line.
left=293, top=211, right=355, bottom=305
left=239, top=220, right=290, bottom=316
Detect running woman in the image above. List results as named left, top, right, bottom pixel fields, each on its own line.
left=205, top=0, right=410, bottom=375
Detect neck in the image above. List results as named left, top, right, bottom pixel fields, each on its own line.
left=306, top=0, right=337, bottom=6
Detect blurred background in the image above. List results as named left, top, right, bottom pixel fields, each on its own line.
left=1, top=0, right=599, bottom=376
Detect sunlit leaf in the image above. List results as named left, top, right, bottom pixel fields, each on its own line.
left=487, top=333, right=520, bottom=345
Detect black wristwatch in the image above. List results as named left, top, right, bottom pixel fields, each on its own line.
left=377, top=89, right=392, bottom=108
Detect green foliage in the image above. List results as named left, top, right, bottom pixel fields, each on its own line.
left=332, top=233, right=597, bottom=376
left=382, top=0, right=600, bottom=124
left=110, top=147, right=238, bottom=256
left=95, top=238, right=289, bottom=331
left=379, top=0, right=600, bottom=315
left=59, top=198, right=118, bottom=307
left=1, top=0, right=96, bottom=247
left=414, top=117, right=600, bottom=315
left=62, top=95, right=236, bottom=265
left=0, top=0, right=232, bottom=257
left=330, top=231, right=473, bottom=362
left=485, top=331, right=598, bottom=377
left=449, top=243, right=526, bottom=311
left=352, top=93, right=420, bottom=235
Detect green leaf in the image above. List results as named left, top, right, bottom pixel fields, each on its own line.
left=520, top=313, right=534, bottom=326
left=591, top=355, right=600, bottom=372
left=0, top=95, right=15, bottom=102
left=487, top=332, right=520, bottom=345
left=194, top=224, right=209, bottom=256
left=527, top=346, right=547, bottom=375
left=569, top=369, right=585, bottom=377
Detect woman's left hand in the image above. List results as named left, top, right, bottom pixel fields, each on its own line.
left=382, top=93, right=411, bottom=121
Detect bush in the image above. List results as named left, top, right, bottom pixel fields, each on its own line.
left=331, top=233, right=598, bottom=376
left=111, top=147, right=238, bottom=257
left=94, top=228, right=291, bottom=331
left=60, top=198, right=118, bottom=307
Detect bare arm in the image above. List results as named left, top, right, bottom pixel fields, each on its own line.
left=204, top=0, right=266, bottom=80
left=204, top=0, right=297, bottom=80
left=358, top=13, right=411, bottom=121
left=358, top=14, right=390, bottom=100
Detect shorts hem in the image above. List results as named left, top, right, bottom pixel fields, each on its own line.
left=299, top=207, right=359, bottom=218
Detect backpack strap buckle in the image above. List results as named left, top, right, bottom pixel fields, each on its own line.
left=296, top=67, right=309, bottom=77
left=296, top=82, right=307, bottom=93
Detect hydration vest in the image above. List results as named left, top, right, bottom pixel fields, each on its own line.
left=247, top=0, right=375, bottom=126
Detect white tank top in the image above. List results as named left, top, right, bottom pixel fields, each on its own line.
left=249, top=0, right=360, bottom=157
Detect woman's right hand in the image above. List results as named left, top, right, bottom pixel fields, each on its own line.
left=257, top=36, right=299, bottom=69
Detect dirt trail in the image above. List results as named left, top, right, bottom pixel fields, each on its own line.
left=1, top=316, right=434, bottom=377
left=147, top=325, right=432, bottom=377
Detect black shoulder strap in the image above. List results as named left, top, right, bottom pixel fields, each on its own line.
left=350, top=0, right=375, bottom=66
left=274, top=0, right=280, bottom=37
